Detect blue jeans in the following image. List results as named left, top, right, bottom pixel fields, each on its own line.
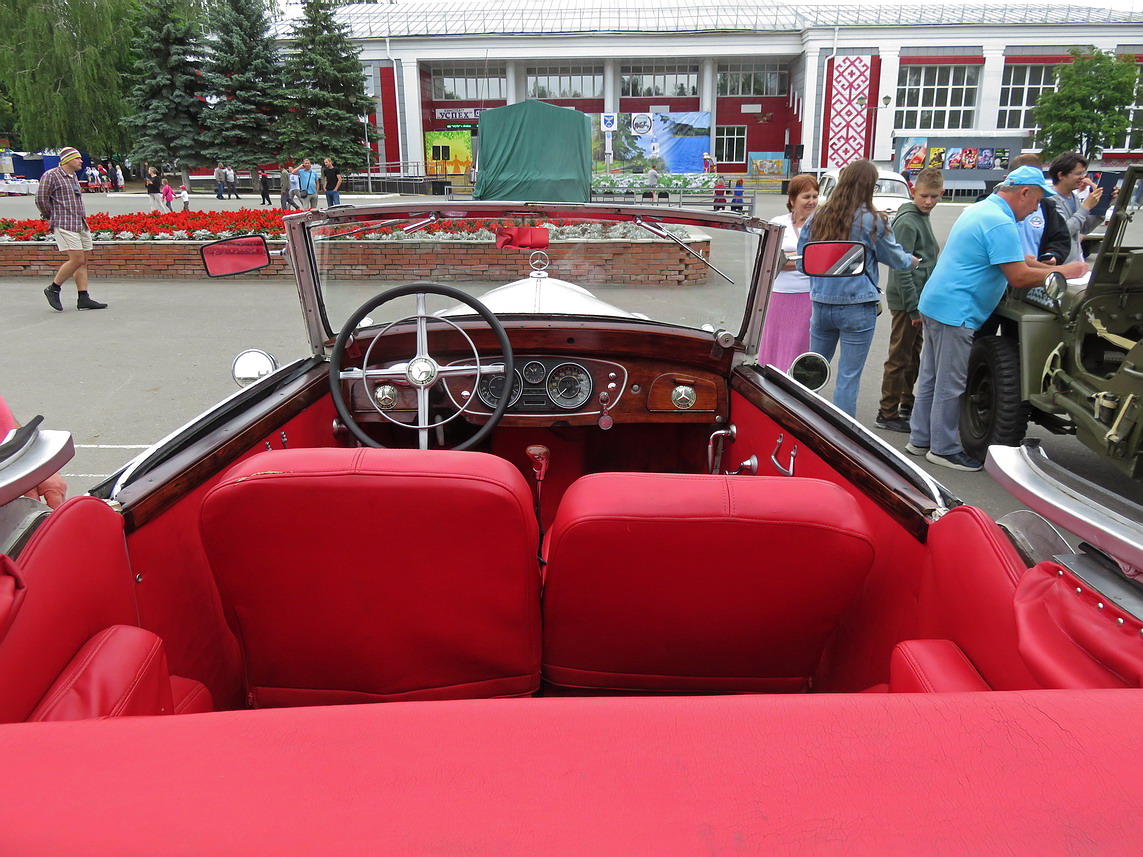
left=325, top=191, right=341, bottom=207
left=809, top=301, right=878, bottom=418
left=215, top=181, right=224, bottom=199
left=909, top=316, right=975, bottom=455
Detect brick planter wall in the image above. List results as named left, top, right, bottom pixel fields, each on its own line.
left=0, top=237, right=710, bottom=285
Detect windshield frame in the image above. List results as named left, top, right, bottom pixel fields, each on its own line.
left=280, top=201, right=782, bottom=360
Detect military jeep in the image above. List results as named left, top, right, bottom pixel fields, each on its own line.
left=961, top=166, right=1143, bottom=479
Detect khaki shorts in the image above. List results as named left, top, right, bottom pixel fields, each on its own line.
left=54, top=228, right=93, bottom=252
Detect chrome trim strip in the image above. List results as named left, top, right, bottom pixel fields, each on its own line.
left=987, top=444, right=1143, bottom=571
left=0, top=429, right=75, bottom=506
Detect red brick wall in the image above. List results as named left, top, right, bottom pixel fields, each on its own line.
left=0, top=239, right=709, bottom=285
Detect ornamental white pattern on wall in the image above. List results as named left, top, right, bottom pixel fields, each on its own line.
left=827, top=56, right=871, bottom=168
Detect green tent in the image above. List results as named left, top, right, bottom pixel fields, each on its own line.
left=474, top=101, right=591, bottom=202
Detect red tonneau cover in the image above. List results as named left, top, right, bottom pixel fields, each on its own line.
left=1, top=690, right=1140, bottom=855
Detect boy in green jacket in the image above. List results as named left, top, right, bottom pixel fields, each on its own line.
left=875, top=167, right=943, bottom=432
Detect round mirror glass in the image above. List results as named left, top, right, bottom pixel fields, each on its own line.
left=231, top=349, right=279, bottom=388
left=1043, top=271, right=1067, bottom=302
left=788, top=352, right=831, bottom=391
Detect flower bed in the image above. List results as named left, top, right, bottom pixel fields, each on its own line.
left=0, top=210, right=709, bottom=285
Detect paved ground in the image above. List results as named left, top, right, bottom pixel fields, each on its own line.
left=2, top=189, right=1141, bottom=519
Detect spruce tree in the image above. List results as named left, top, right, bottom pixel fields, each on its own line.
left=0, top=0, right=134, bottom=152
left=278, top=0, right=376, bottom=171
left=200, top=0, right=283, bottom=178
left=121, top=0, right=207, bottom=187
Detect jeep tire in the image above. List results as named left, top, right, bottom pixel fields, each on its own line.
left=960, top=335, right=1027, bottom=460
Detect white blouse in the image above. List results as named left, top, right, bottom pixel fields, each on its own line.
left=770, top=213, right=811, bottom=294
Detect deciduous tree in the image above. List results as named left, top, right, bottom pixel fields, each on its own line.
left=1035, top=47, right=1139, bottom=160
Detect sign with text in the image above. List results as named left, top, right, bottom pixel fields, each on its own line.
left=434, top=107, right=486, bottom=121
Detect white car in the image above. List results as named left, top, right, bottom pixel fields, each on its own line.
left=818, top=167, right=913, bottom=216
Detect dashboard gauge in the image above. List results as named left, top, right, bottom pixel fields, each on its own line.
left=546, top=362, right=593, bottom=410
left=523, top=360, right=547, bottom=385
left=476, top=369, right=523, bottom=409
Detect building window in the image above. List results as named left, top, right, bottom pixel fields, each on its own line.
left=526, top=66, right=603, bottom=99
left=717, top=63, right=788, bottom=97
left=430, top=65, right=506, bottom=101
left=894, top=64, right=980, bottom=130
left=715, top=126, right=747, bottom=164
left=621, top=64, right=699, bottom=98
left=997, top=64, right=1055, bottom=132
left=1108, top=64, right=1143, bottom=149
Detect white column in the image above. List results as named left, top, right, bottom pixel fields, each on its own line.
left=604, top=58, right=617, bottom=113
left=700, top=56, right=716, bottom=113
left=977, top=48, right=1005, bottom=140
left=506, top=60, right=519, bottom=104
left=800, top=46, right=823, bottom=170
left=873, top=48, right=899, bottom=164
left=401, top=60, right=424, bottom=175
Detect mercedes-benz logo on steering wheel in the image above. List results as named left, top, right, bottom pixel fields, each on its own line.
left=406, top=357, right=439, bottom=387
left=529, top=250, right=550, bottom=271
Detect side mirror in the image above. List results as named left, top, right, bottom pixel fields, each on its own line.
left=801, top=241, right=867, bottom=277
left=231, top=349, right=279, bottom=388
left=1043, top=271, right=1067, bottom=303
left=788, top=352, right=831, bottom=392
left=201, top=235, right=272, bottom=278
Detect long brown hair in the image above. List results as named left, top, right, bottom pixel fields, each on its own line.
left=809, top=159, right=888, bottom=241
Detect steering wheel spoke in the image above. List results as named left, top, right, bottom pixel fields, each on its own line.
left=329, top=282, right=514, bottom=451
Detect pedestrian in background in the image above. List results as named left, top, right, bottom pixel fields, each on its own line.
left=160, top=178, right=175, bottom=212
left=757, top=173, right=818, bottom=371
left=178, top=184, right=190, bottom=211
left=797, top=158, right=917, bottom=418
left=259, top=169, right=272, bottom=205
left=34, top=146, right=108, bottom=311
left=224, top=165, right=239, bottom=199
left=731, top=178, right=745, bottom=212
left=875, top=167, right=944, bottom=433
left=145, top=167, right=164, bottom=212
left=321, top=158, right=342, bottom=207
left=213, top=163, right=225, bottom=199
left=1048, top=152, right=1110, bottom=263
left=115, top=164, right=125, bottom=192
left=292, top=158, right=319, bottom=210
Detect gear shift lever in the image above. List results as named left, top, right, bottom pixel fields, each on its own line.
left=526, top=444, right=549, bottom=483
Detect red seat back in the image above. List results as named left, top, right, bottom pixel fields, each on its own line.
left=542, top=474, right=876, bottom=692
left=200, top=448, right=542, bottom=706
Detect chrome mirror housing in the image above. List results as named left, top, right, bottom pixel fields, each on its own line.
left=231, top=349, right=279, bottom=388
left=788, top=352, right=831, bottom=391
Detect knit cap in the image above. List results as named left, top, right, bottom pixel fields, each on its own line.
left=58, top=147, right=82, bottom=165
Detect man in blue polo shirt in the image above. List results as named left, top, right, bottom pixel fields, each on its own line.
left=907, top=165, right=1088, bottom=472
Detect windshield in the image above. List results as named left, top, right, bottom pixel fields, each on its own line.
left=874, top=179, right=912, bottom=198
left=301, top=205, right=765, bottom=339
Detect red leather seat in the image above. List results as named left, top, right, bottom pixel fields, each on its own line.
left=0, top=497, right=211, bottom=722
left=542, top=474, right=876, bottom=693
left=200, top=448, right=542, bottom=707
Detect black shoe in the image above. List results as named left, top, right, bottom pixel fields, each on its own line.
left=77, top=294, right=108, bottom=310
left=898, top=405, right=912, bottom=420
left=44, top=286, right=63, bottom=312
left=925, top=450, right=983, bottom=472
left=874, top=415, right=911, bottom=433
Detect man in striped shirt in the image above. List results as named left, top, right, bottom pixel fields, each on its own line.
left=35, top=147, right=107, bottom=311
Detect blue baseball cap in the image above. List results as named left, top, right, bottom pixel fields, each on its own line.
left=998, top=164, right=1056, bottom=196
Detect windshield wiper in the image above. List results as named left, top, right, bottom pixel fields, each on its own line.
left=634, top=216, right=734, bottom=284
left=311, top=213, right=439, bottom=242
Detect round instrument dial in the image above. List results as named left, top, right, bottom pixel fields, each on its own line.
left=546, top=362, right=593, bottom=410
left=477, top=369, right=523, bottom=409
left=523, top=360, right=547, bottom=385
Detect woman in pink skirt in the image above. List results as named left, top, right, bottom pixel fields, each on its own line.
left=758, top=174, right=819, bottom=371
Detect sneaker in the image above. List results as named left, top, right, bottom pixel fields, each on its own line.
left=44, top=286, right=63, bottom=312
left=897, top=405, right=912, bottom=420
left=874, top=415, right=911, bottom=433
left=925, top=450, right=983, bottom=472
left=77, top=294, right=108, bottom=310
left=904, top=442, right=929, bottom=456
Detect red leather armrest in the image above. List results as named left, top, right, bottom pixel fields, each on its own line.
left=890, top=640, right=991, bottom=693
left=29, top=625, right=176, bottom=721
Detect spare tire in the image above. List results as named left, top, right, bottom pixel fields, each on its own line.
left=959, top=335, right=1028, bottom=460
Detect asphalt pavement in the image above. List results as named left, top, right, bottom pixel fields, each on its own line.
left=2, top=189, right=1141, bottom=519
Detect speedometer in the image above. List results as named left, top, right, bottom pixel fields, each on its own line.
left=476, top=369, right=523, bottom=409
left=545, top=362, right=593, bottom=410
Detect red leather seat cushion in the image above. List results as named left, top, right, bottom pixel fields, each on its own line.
left=201, top=448, right=542, bottom=706
left=889, top=640, right=991, bottom=693
left=542, top=474, right=875, bottom=692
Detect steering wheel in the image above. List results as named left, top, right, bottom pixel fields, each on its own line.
left=329, top=282, right=514, bottom=450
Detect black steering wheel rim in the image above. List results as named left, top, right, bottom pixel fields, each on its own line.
left=328, top=282, right=514, bottom=450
